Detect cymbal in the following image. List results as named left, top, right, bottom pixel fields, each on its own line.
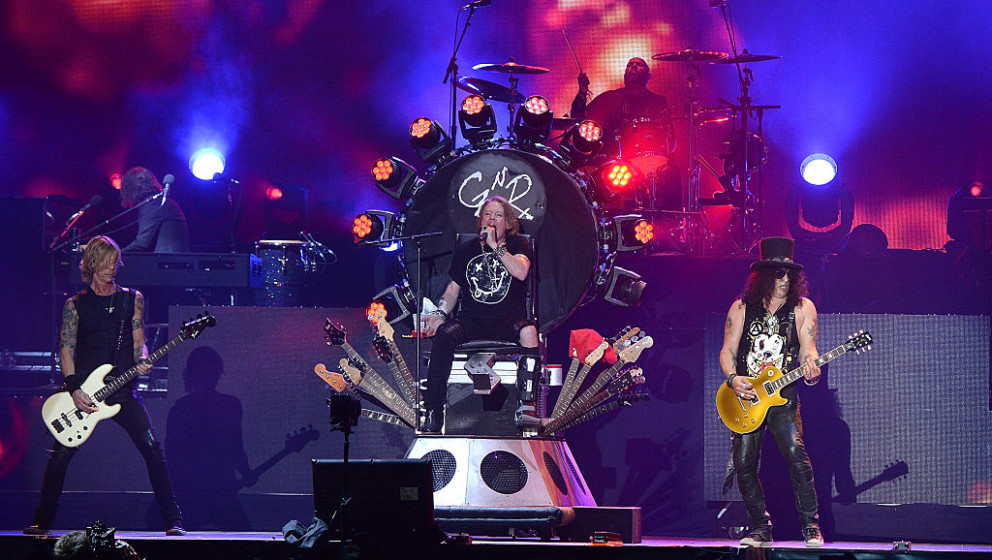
left=652, top=49, right=728, bottom=62
left=472, top=61, right=550, bottom=75
left=456, top=76, right=525, bottom=104
left=710, top=50, right=781, bottom=64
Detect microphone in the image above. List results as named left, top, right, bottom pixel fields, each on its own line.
left=161, top=174, right=175, bottom=206
left=66, top=195, right=103, bottom=224
left=462, top=0, right=491, bottom=10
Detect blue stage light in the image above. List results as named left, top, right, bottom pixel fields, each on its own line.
left=800, top=153, right=837, bottom=186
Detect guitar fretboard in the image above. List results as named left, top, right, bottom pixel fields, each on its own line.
left=380, top=336, right=418, bottom=407
left=551, top=357, right=585, bottom=419
left=763, top=343, right=848, bottom=395
left=545, top=369, right=643, bottom=434
left=565, top=360, right=626, bottom=416
left=93, top=333, right=189, bottom=402
left=339, top=342, right=416, bottom=427
left=559, top=394, right=646, bottom=431
left=361, top=409, right=408, bottom=428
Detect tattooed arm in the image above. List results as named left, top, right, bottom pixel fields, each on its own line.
left=721, top=300, right=756, bottom=398
left=796, top=297, right=821, bottom=384
left=132, top=290, right=152, bottom=375
left=59, top=298, right=78, bottom=378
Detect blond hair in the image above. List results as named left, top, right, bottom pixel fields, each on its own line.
left=79, top=236, right=122, bottom=283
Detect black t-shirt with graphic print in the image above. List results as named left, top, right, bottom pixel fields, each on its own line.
left=449, top=234, right=533, bottom=321
left=734, top=300, right=801, bottom=402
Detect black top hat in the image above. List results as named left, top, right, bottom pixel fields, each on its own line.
left=751, top=237, right=803, bottom=271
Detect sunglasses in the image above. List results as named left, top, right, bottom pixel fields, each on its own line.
left=773, top=268, right=791, bottom=279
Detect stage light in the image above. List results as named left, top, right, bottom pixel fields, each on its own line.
left=109, top=173, right=122, bottom=190
left=371, top=157, right=421, bottom=200
left=594, top=160, right=642, bottom=194
left=352, top=210, right=400, bottom=249
left=596, top=265, right=647, bottom=307
left=409, top=117, right=453, bottom=164
left=189, top=148, right=226, bottom=181
left=786, top=179, right=854, bottom=252
left=372, top=281, right=418, bottom=325
left=969, top=181, right=986, bottom=197
left=558, top=120, right=604, bottom=165
left=948, top=181, right=991, bottom=245
left=458, top=95, right=498, bottom=146
left=266, top=186, right=283, bottom=201
left=513, top=95, right=552, bottom=143
left=800, top=153, right=838, bottom=186
left=600, top=214, right=652, bottom=253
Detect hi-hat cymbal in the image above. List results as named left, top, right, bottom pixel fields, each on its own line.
left=472, top=61, right=550, bottom=74
left=652, top=49, right=728, bottom=62
left=457, top=76, right=525, bottom=104
left=710, top=50, right=781, bottom=64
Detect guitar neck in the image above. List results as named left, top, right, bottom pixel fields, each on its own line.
left=560, top=399, right=625, bottom=432
left=545, top=370, right=636, bottom=434
left=566, top=361, right=623, bottom=416
left=361, top=409, right=408, bottom=428
left=551, top=358, right=583, bottom=419
left=770, top=343, right=848, bottom=394
left=340, top=342, right=416, bottom=427
left=93, top=332, right=188, bottom=402
left=382, top=337, right=418, bottom=407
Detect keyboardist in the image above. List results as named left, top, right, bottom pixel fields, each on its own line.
left=120, top=167, right=190, bottom=253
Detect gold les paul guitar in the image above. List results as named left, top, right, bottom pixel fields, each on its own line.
left=716, top=330, right=872, bottom=434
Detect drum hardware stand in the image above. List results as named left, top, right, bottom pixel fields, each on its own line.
left=443, top=6, right=483, bottom=142
left=682, top=62, right=715, bottom=255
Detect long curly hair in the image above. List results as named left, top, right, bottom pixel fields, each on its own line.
left=741, top=267, right=808, bottom=311
left=119, top=167, right=163, bottom=208
left=79, top=235, right=122, bottom=283
left=476, top=195, right=521, bottom=236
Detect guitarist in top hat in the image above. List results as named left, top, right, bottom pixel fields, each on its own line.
left=719, top=237, right=823, bottom=548
left=24, top=236, right=185, bottom=536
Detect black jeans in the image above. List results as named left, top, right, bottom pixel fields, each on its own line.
left=423, top=317, right=528, bottom=411
left=32, top=396, right=182, bottom=529
left=732, top=400, right=819, bottom=528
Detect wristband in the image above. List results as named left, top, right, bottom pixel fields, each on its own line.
left=433, top=309, right=449, bottom=321
left=493, top=245, right=507, bottom=259
left=64, top=374, right=84, bottom=393
left=726, top=373, right=738, bottom=388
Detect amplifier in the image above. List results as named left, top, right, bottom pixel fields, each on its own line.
left=70, top=252, right=263, bottom=288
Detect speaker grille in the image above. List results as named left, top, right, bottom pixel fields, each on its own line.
left=479, top=451, right=528, bottom=494
left=422, top=449, right=457, bottom=491
left=561, top=451, right=586, bottom=494
left=543, top=451, right=568, bottom=495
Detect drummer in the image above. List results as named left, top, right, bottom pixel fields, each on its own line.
left=570, top=57, right=670, bottom=156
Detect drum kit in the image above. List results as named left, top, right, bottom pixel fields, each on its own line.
left=448, top=44, right=780, bottom=255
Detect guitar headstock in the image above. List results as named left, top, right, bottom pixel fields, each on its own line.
left=880, top=459, right=909, bottom=483
left=339, top=358, right=363, bottom=386
left=324, top=318, right=347, bottom=346
left=284, top=425, right=320, bottom=452
left=314, top=363, right=348, bottom=392
left=617, top=334, right=653, bottom=364
left=368, top=306, right=395, bottom=340
left=611, top=326, right=641, bottom=354
left=618, top=389, right=650, bottom=407
left=181, top=313, right=216, bottom=339
left=584, top=339, right=609, bottom=366
left=846, top=330, right=873, bottom=354
left=619, top=366, right=647, bottom=389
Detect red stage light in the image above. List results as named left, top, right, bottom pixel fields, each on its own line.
left=410, top=117, right=433, bottom=139
left=578, top=120, right=602, bottom=143
left=372, top=159, right=394, bottom=182
left=367, top=301, right=385, bottom=324
left=110, top=173, right=122, bottom=190
left=607, top=163, right=632, bottom=188
left=969, top=182, right=984, bottom=197
left=352, top=214, right=374, bottom=239
left=633, top=220, right=654, bottom=244
left=461, top=94, right=485, bottom=115
left=524, top=95, right=549, bottom=115
left=266, top=186, right=284, bottom=201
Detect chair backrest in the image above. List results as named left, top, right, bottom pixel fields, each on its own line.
left=454, top=233, right=536, bottom=322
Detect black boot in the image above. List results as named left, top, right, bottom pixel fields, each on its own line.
left=739, top=524, right=772, bottom=547
left=422, top=409, right=444, bottom=434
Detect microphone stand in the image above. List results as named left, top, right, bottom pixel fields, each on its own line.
left=368, top=231, right=443, bottom=431
left=443, top=6, right=481, bottom=142
left=49, top=190, right=166, bottom=253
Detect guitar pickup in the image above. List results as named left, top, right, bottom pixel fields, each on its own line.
left=464, top=352, right=501, bottom=395
left=50, top=419, right=65, bottom=433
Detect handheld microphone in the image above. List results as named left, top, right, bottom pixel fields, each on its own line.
left=462, top=0, right=492, bottom=10
left=160, top=174, right=175, bottom=206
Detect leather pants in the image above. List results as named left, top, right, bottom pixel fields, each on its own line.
left=32, top=397, right=182, bottom=529
left=732, top=400, right=819, bottom=528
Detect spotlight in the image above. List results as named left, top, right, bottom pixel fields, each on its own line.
left=600, top=214, right=653, bottom=252
left=372, top=281, right=417, bottom=325
left=594, top=160, right=642, bottom=196
left=352, top=210, right=397, bottom=247
left=409, top=117, right=453, bottom=164
left=948, top=181, right=992, bottom=245
left=264, top=184, right=307, bottom=239
left=266, top=186, right=283, bottom=201
left=800, top=153, right=838, bottom=186
left=458, top=94, right=498, bottom=146
left=597, top=265, right=647, bottom=307
left=513, top=95, right=552, bottom=144
left=371, top=157, right=421, bottom=200
left=189, top=148, right=226, bottom=181
left=559, top=120, right=604, bottom=165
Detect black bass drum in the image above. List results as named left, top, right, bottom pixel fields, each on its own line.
left=402, top=148, right=599, bottom=333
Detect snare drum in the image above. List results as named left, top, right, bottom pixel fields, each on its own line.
left=617, top=118, right=675, bottom=176
left=255, top=239, right=311, bottom=306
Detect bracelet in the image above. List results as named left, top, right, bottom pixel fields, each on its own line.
left=493, top=244, right=507, bottom=259
left=432, top=309, right=448, bottom=321
left=64, top=374, right=84, bottom=393
left=726, top=373, right=738, bottom=388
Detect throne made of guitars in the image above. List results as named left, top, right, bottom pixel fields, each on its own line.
left=426, top=233, right=543, bottom=437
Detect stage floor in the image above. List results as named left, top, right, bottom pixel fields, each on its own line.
left=4, top=531, right=992, bottom=560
